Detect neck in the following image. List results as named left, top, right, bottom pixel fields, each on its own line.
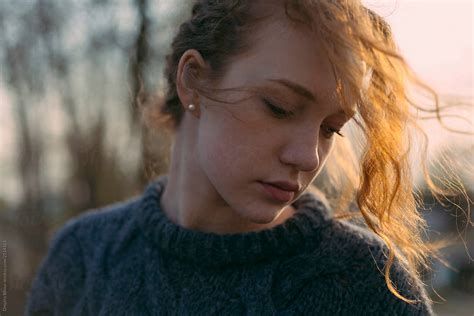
left=138, top=175, right=334, bottom=268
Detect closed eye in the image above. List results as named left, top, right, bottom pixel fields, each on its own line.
left=262, top=98, right=294, bottom=119
left=321, top=125, right=344, bottom=138
left=262, top=98, right=345, bottom=138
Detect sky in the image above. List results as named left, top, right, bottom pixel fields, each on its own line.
left=366, top=0, right=472, bottom=96
left=364, top=0, right=473, bottom=138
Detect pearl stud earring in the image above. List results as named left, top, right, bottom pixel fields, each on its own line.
left=188, top=104, right=196, bottom=111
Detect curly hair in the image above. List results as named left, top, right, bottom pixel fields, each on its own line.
left=145, top=0, right=469, bottom=305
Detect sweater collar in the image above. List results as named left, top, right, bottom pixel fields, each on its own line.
left=137, top=175, right=333, bottom=268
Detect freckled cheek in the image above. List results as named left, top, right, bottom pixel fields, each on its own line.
left=198, top=129, right=243, bottom=177
left=220, top=138, right=272, bottom=177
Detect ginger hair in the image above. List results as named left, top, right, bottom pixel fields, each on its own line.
left=145, top=0, right=471, bottom=305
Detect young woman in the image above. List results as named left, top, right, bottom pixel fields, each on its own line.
left=26, top=0, right=452, bottom=315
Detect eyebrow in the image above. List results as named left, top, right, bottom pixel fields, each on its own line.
left=267, top=78, right=349, bottom=116
left=268, top=78, right=316, bottom=102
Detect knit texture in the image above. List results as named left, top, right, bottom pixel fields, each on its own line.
left=25, top=175, right=434, bottom=315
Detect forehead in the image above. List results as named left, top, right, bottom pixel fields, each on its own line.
left=220, top=16, right=357, bottom=113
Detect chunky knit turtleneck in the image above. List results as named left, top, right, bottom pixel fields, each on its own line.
left=25, top=175, right=434, bottom=315
left=138, top=175, right=333, bottom=268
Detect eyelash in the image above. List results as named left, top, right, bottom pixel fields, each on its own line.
left=263, top=99, right=294, bottom=119
left=262, top=98, right=345, bottom=138
left=321, top=126, right=345, bottom=139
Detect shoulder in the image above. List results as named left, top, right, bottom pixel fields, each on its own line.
left=67, top=195, right=141, bottom=232
left=45, top=196, right=143, bottom=258
left=325, top=219, right=391, bottom=270
left=25, top=196, right=142, bottom=315
left=325, top=220, right=434, bottom=314
left=274, top=219, right=434, bottom=315
left=66, top=196, right=142, bottom=246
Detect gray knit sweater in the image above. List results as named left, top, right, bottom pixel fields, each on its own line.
left=25, top=175, right=434, bottom=315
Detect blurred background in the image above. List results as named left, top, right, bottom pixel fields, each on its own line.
left=0, top=0, right=472, bottom=315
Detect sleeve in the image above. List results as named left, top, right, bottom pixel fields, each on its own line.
left=24, top=220, right=86, bottom=316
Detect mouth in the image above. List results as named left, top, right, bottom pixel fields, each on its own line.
left=259, top=181, right=297, bottom=203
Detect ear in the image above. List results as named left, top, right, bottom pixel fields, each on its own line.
left=176, top=49, right=208, bottom=118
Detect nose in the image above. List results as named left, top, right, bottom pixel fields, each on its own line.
left=279, top=128, right=320, bottom=173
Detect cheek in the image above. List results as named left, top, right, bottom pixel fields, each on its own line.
left=197, top=120, right=274, bottom=180
left=196, top=119, right=247, bottom=178
left=197, top=126, right=230, bottom=174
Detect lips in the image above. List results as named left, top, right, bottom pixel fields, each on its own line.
left=259, top=181, right=298, bottom=203
left=264, top=181, right=300, bottom=192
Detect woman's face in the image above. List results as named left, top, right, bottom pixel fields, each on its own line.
left=186, top=17, right=353, bottom=225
